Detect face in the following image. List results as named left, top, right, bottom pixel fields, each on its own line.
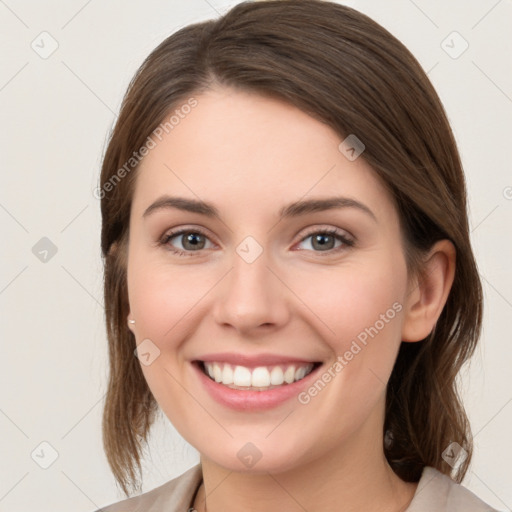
left=126, top=86, right=412, bottom=474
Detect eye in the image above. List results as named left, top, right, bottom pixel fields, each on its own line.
left=296, top=228, right=354, bottom=254
left=160, top=228, right=215, bottom=256
left=159, top=226, right=355, bottom=257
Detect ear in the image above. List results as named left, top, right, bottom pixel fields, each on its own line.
left=401, top=239, right=456, bottom=342
left=108, top=240, right=119, bottom=257
left=127, top=312, right=137, bottom=334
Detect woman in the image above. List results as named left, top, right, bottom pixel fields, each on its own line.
left=95, top=1, right=499, bottom=510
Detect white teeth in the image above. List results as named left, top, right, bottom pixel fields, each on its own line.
left=213, top=363, right=222, bottom=382
left=222, top=364, right=234, bottom=385
left=270, top=366, right=284, bottom=385
left=295, top=366, right=307, bottom=380
left=284, top=365, right=296, bottom=384
left=233, top=365, right=252, bottom=386
left=202, top=361, right=315, bottom=389
left=251, top=367, right=270, bottom=387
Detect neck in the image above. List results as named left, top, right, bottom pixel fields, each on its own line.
left=193, top=417, right=417, bottom=512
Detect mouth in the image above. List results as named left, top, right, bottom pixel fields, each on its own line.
left=194, top=360, right=323, bottom=391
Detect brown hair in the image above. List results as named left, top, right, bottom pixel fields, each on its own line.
left=99, top=0, right=483, bottom=496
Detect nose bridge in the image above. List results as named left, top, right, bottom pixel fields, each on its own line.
left=213, top=239, right=289, bottom=331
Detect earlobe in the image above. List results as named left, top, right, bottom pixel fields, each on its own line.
left=127, top=313, right=136, bottom=330
left=108, top=241, right=119, bottom=257
left=401, top=239, right=456, bottom=342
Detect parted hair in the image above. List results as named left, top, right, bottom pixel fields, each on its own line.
left=99, top=0, right=483, bottom=496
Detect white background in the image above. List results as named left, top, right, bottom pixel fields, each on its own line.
left=0, top=0, right=511, bottom=510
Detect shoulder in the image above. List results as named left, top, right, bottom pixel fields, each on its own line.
left=94, top=464, right=203, bottom=512
left=407, top=466, right=501, bottom=512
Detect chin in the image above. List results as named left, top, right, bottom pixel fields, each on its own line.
left=198, top=441, right=311, bottom=475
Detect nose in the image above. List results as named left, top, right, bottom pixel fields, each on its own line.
left=212, top=247, right=291, bottom=336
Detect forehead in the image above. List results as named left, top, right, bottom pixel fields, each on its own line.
left=131, top=87, right=395, bottom=222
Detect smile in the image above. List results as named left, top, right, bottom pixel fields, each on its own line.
left=199, top=361, right=320, bottom=391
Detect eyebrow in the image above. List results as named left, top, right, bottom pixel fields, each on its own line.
left=142, top=195, right=377, bottom=222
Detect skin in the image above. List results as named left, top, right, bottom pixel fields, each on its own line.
left=126, top=86, right=456, bottom=512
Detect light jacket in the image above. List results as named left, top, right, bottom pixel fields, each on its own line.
left=94, top=464, right=501, bottom=511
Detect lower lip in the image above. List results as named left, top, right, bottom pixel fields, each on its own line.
left=192, top=362, right=323, bottom=411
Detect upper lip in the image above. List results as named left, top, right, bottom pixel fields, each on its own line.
left=194, top=352, right=321, bottom=368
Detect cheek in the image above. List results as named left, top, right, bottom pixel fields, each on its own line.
left=287, top=263, right=406, bottom=436
left=127, top=257, right=211, bottom=427
left=127, top=253, right=216, bottom=342
left=289, top=257, right=407, bottom=393
left=295, top=260, right=405, bottom=341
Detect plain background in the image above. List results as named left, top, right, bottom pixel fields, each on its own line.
left=0, top=0, right=511, bottom=510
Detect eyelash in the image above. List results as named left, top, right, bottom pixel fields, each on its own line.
left=160, top=226, right=355, bottom=258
